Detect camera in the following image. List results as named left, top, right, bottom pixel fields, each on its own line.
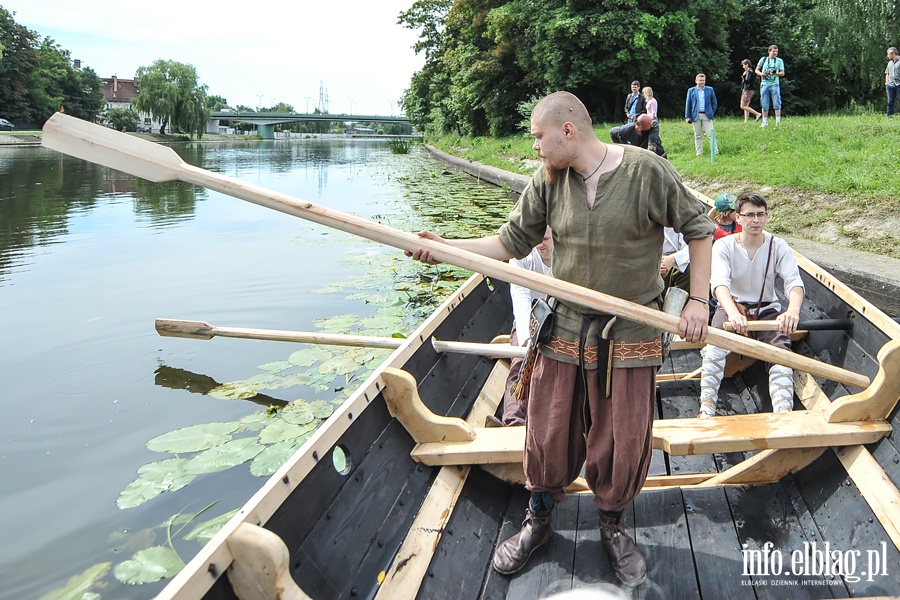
left=764, top=68, right=776, bottom=76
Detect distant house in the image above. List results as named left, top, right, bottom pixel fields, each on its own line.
left=101, top=75, right=140, bottom=112
left=100, top=75, right=161, bottom=132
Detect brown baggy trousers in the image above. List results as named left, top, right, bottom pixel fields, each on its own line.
left=523, top=353, right=656, bottom=513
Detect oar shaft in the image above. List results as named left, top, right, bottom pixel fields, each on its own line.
left=431, top=339, right=527, bottom=359
left=41, top=114, right=870, bottom=390
left=724, top=319, right=855, bottom=332
left=179, top=163, right=870, bottom=389
left=155, top=318, right=403, bottom=349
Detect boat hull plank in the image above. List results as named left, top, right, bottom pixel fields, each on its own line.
left=478, top=484, right=530, bottom=599
left=793, top=451, right=900, bottom=597
left=682, top=487, right=757, bottom=600
left=413, top=466, right=511, bottom=599
left=634, top=487, right=701, bottom=597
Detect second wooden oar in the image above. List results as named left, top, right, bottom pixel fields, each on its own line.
left=40, top=113, right=870, bottom=390
left=156, top=318, right=526, bottom=358
left=155, top=318, right=404, bottom=349
left=724, top=318, right=855, bottom=332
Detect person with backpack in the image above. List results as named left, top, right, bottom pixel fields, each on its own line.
left=740, top=59, right=762, bottom=123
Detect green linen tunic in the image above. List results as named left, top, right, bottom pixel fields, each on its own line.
left=498, top=146, right=715, bottom=368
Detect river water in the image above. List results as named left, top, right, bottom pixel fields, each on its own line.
left=0, top=139, right=515, bottom=599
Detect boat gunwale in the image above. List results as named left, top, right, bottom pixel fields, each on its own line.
left=156, top=273, right=488, bottom=600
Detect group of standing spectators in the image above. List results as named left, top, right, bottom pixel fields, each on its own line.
left=610, top=45, right=786, bottom=161
left=613, top=41, right=900, bottom=160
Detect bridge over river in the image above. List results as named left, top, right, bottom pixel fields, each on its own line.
left=208, top=111, right=410, bottom=139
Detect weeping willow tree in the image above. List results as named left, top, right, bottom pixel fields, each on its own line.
left=812, top=0, right=900, bottom=106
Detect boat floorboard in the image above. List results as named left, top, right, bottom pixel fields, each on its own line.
left=411, top=341, right=900, bottom=599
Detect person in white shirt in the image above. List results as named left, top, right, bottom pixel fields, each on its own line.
left=489, top=227, right=553, bottom=427
left=698, top=192, right=804, bottom=418
left=660, top=227, right=692, bottom=292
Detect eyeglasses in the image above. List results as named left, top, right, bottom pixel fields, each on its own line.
left=738, top=212, right=768, bottom=220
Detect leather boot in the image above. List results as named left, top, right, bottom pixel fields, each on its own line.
left=491, top=508, right=553, bottom=574
left=599, top=513, right=647, bottom=586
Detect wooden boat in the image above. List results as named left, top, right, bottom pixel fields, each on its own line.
left=40, top=114, right=900, bottom=598
left=147, top=258, right=900, bottom=599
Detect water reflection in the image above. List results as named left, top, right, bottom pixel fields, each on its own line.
left=154, top=365, right=287, bottom=408
left=0, top=139, right=517, bottom=600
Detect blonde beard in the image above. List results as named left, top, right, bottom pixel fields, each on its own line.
left=544, top=163, right=564, bottom=184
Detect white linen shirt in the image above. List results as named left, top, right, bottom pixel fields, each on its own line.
left=663, top=227, right=692, bottom=272
left=710, top=233, right=804, bottom=312
left=509, top=247, right=552, bottom=346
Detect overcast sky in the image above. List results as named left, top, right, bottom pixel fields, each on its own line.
left=3, top=0, right=426, bottom=116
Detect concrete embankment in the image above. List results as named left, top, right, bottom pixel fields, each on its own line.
left=426, top=145, right=900, bottom=318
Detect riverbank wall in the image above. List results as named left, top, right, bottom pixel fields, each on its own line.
left=426, top=145, right=900, bottom=318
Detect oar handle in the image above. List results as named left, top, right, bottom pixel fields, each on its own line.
left=41, top=114, right=870, bottom=390
left=724, top=319, right=855, bottom=332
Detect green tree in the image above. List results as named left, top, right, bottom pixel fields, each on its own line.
left=32, top=38, right=104, bottom=122
left=206, top=94, right=229, bottom=110
left=106, top=107, right=140, bottom=132
left=0, top=7, right=40, bottom=124
left=401, top=0, right=740, bottom=134
left=133, top=59, right=210, bottom=137
left=810, top=0, right=897, bottom=109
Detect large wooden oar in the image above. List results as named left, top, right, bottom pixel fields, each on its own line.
left=156, top=318, right=404, bottom=349
left=156, top=317, right=526, bottom=358
left=41, top=113, right=870, bottom=389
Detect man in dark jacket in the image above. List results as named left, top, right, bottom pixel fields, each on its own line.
left=623, top=81, right=646, bottom=123
left=609, top=114, right=666, bottom=158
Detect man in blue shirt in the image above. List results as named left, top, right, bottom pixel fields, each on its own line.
left=623, top=80, right=646, bottom=123
left=755, top=45, right=785, bottom=127
left=684, top=73, right=718, bottom=157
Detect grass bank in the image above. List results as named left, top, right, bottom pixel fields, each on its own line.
left=431, top=114, right=900, bottom=258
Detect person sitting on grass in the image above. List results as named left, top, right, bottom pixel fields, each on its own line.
left=698, top=192, right=804, bottom=418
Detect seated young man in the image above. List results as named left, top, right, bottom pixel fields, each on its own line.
left=698, top=192, right=804, bottom=418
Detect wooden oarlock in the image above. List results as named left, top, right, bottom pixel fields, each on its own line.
left=41, top=113, right=869, bottom=390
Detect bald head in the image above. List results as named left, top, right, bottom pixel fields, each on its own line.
left=533, top=91, right=593, bottom=132
left=634, top=114, right=653, bottom=131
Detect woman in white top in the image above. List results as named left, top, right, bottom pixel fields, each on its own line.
left=698, top=192, right=804, bottom=418
left=643, top=87, right=658, bottom=120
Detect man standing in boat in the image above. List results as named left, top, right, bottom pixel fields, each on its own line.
left=407, top=91, right=714, bottom=586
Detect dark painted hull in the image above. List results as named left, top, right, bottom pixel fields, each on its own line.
left=163, top=261, right=900, bottom=599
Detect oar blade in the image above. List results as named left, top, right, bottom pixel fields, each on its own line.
left=155, top=319, right=216, bottom=340
left=41, top=113, right=185, bottom=182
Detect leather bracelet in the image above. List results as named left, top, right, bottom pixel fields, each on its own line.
left=688, top=295, right=710, bottom=307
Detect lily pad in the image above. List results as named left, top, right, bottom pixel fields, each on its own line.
left=207, top=382, right=258, bottom=400
left=117, top=459, right=196, bottom=509
left=257, top=360, right=293, bottom=372
left=114, top=546, right=183, bottom=584
left=147, top=422, right=239, bottom=453
left=184, top=509, right=239, bottom=544
left=258, top=419, right=317, bottom=444
left=250, top=438, right=305, bottom=477
left=314, top=314, right=360, bottom=331
left=38, top=562, right=110, bottom=600
left=185, top=437, right=264, bottom=475
left=282, top=399, right=332, bottom=425
left=288, top=346, right=333, bottom=367
left=236, top=410, right=272, bottom=432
